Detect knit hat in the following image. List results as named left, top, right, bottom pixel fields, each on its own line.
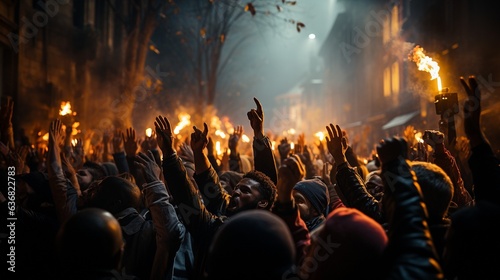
left=293, top=178, right=330, bottom=216
left=207, top=209, right=296, bottom=280
left=300, top=207, right=388, bottom=280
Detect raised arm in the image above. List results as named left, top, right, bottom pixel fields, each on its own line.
left=247, top=97, right=278, bottom=184
left=134, top=151, right=184, bottom=280
left=190, top=123, right=230, bottom=215
left=155, top=115, right=220, bottom=236
left=377, top=137, right=443, bottom=279
left=459, top=76, right=500, bottom=203
left=326, top=124, right=383, bottom=223
left=47, top=119, right=77, bottom=223
left=424, top=129, right=473, bottom=208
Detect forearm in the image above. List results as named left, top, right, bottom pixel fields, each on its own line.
left=207, top=153, right=221, bottom=173
left=162, top=153, right=214, bottom=233
left=468, top=142, right=500, bottom=203
left=335, top=163, right=383, bottom=223
left=112, top=151, right=130, bottom=173
left=194, top=165, right=230, bottom=215
left=1, top=125, right=14, bottom=150
left=194, top=152, right=210, bottom=175
left=433, top=144, right=472, bottom=207
left=253, top=136, right=278, bottom=185
left=142, top=180, right=184, bottom=280
left=47, top=146, right=72, bottom=223
left=229, top=153, right=242, bottom=173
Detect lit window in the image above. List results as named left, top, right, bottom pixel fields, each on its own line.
left=391, top=61, right=400, bottom=95
left=383, top=17, right=390, bottom=44
left=391, top=5, right=399, bottom=38
left=384, top=67, right=391, bottom=97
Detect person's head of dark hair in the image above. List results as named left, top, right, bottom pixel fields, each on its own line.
left=88, top=176, right=141, bottom=215
left=410, top=161, right=453, bottom=222
left=207, top=210, right=296, bottom=280
left=219, top=171, right=244, bottom=195
left=56, top=208, right=124, bottom=274
left=101, top=162, right=119, bottom=176
left=242, top=170, right=277, bottom=210
left=82, top=161, right=107, bottom=181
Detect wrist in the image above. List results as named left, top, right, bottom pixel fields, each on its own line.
left=254, top=130, right=264, bottom=140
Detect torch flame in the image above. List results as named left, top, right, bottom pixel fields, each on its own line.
left=290, top=142, right=295, bottom=150
left=174, top=113, right=191, bottom=135
left=145, top=128, right=153, bottom=138
left=437, top=77, right=442, bottom=92
left=42, top=133, right=49, bottom=141
left=409, top=45, right=442, bottom=91
left=59, top=101, right=73, bottom=116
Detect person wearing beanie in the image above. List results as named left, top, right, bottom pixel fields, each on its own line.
left=207, top=209, right=296, bottom=280
left=292, top=178, right=330, bottom=231
left=299, top=207, right=388, bottom=280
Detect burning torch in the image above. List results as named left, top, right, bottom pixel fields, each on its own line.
left=409, top=45, right=458, bottom=146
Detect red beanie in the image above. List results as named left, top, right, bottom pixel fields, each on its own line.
left=300, top=207, right=388, bottom=280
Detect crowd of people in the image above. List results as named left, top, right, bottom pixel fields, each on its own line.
left=1, top=75, right=499, bottom=279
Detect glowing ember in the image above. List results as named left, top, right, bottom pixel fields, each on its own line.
left=241, top=134, right=250, bottom=143
left=59, top=101, right=75, bottom=116
left=315, top=131, right=325, bottom=141
left=409, top=45, right=442, bottom=91
left=174, top=113, right=191, bottom=135
left=145, top=128, right=153, bottom=137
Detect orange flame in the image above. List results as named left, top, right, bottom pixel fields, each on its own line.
left=174, top=113, right=191, bottom=135
left=409, top=45, right=442, bottom=91
left=215, top=130, right=226, bottom=139
left=315, top=131, right=325, bottom=141
left=59, top=101, right=73, bottom=116
left=145, top=128, right=153, bottom=137
left=215, top=141, right=222, bottom=156
left=242, top=134, right=250, bottom=143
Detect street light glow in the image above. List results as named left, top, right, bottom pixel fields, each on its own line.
left=308, top=33, right=316, bottom=40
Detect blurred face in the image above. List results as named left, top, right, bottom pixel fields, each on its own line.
left=76, top=168, right=94, bottom=191
left=226, top=178, right=265, bottom=215
left=219, top=179, right=233, bottom=195
left=293, top=190, right=317, bottom=222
